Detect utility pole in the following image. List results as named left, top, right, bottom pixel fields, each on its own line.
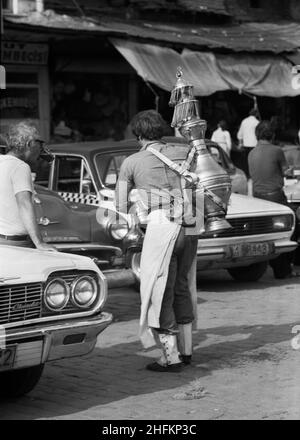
left=0, top=0, right=3, bottom=65
left=0, top=0, right=3, bottom=39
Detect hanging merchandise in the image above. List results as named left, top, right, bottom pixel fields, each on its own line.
left=168, top=68, right=232, bottom=235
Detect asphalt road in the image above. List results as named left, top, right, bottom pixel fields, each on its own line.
left=1, top=267, right=300, bottom=420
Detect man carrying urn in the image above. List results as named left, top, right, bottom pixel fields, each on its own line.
left=115, top=109, right=198, bottom=372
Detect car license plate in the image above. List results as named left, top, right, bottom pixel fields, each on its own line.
left=0, top=346, right=17, bottom=371
left=230, top=242, right=274, bottom=258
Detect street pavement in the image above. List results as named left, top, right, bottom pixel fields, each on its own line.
left=1, top=267, right=300, bottom=420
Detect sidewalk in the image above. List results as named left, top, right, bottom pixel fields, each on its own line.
left=1, top=268, right=300, bottom=420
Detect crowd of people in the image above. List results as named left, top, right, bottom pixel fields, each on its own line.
left=210, top=109, right=299, bottom=279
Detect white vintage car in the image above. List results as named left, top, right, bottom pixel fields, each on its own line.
left=196, top=193, right=297, bottom=280
left=0, top=246, right=113, bottom=397
left=128, top=193, right=297, bottom=283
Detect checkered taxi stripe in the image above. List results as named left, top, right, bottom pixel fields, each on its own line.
left=58, top=192, right=100, bottom=205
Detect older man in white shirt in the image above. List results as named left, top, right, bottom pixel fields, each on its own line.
left=0, top=121, right=56, bottom=250
left=237, top=108, right=260, bottom=178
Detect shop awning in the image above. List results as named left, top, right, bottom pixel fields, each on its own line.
left=5, top=11, right=300, bottom=53
left=111, top=38, right=300, bottom=97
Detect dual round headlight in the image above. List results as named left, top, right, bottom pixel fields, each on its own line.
left=44, top=276, right=98, bottom=311
left=44, top=278, right=69, bottom=311
left=71, top=276, right=98, bottom=308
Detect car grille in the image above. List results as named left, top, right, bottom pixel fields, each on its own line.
left=0, top=283, right=42, bottom=325
left=199, top=215, right=293, bottom=239
left=0, top=271, right=99, bottom=325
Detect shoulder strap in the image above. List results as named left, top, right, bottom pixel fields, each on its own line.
left=147, top=146, right=192, bottom=179
left=147, top=146, right=228, bottom=212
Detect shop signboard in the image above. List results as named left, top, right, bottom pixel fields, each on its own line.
left=1, top=42, right=48, bottom=65
left=0, top=87, right=39, bottom=119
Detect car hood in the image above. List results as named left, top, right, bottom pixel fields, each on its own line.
left=0, top=246, right=96, bottom=285
left=106, top=191, right=291, bottom=218
left=228, top=193, right=292, bottom=217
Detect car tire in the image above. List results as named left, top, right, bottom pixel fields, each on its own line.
left=0, top=364, right=44, bottom=398
left=129, top=251, right=141, bottom=291
left=227, top=261, right=268, bottom=282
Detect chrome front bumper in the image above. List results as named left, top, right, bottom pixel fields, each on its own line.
left=197, top=239, right=297, bottom=261
left=196, top=239, right=298, bottom=270
left=2, top=312, right=113, bottom=371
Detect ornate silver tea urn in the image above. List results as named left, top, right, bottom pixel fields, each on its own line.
left=169, top=67, right=232, bottom=234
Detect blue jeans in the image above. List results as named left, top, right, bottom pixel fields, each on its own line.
left=157, top=228, right=197, bottom=333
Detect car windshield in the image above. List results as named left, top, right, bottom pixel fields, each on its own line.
left=94, top=142, right=234, bottom=189
left=94, top=150, right=137, bottom=189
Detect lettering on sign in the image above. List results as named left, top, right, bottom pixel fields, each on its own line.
left=1, top=42, right=48, bottom=65
left=0, top=96, right=37, bottom=110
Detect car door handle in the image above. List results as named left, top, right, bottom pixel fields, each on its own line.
left=38, top=216, right=59, bottom=226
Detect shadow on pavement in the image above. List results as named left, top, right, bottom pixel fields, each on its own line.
left=197, top=268, right=300, bottom=293
left=0, top=320, right=298, bottom=419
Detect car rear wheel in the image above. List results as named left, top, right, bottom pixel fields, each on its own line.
left=228, top=262, right=268, bottom=282
left=0, top=364, right=44, bottom=398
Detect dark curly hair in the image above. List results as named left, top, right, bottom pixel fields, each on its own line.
left=130, top=110, right=166, bottom=140
left=255, top=120, right=274, bottom=141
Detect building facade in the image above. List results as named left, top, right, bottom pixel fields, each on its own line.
left=1, top=0, right=300, bottom=144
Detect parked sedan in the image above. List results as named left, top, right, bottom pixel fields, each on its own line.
left=33, top=137, right=297, bottom=283
left=0, top=245, right=112, bottom=397
left=33, top=184, right=141, bottom=288
left=36, top=137, right=247, bottom=202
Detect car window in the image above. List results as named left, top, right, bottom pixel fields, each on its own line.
left=82, top=161, right=96, bottom=194
left=34, top=159, right=51, bottom=187
left=207, top=142, right=235, bottom=173
left=55, top=156, right=82, bottom=193
left=209, top=146, right=222, bottom=165
left=54, top=156, right=97, bottom=194
left=95, top=151, right=136, bottom=189
left=104, top=155, right=128, bottom=188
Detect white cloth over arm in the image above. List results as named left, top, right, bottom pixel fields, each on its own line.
left=139, top=210, right=181, bottom=348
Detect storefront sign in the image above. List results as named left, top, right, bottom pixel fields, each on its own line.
left=0, top=88, right=39, bottom=119
left=1, top=42, right=48, bottom=65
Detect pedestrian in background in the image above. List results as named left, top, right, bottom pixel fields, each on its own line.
left=0, top=121, right=57, bottom=251
left=211, top=120, right=232, bottom=157
left=248, top=120, right=298, bottom=279
left=237, top=108, right=260, bottom=178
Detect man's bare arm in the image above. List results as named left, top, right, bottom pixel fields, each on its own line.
left=15, top=191, right=57, bottom=251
